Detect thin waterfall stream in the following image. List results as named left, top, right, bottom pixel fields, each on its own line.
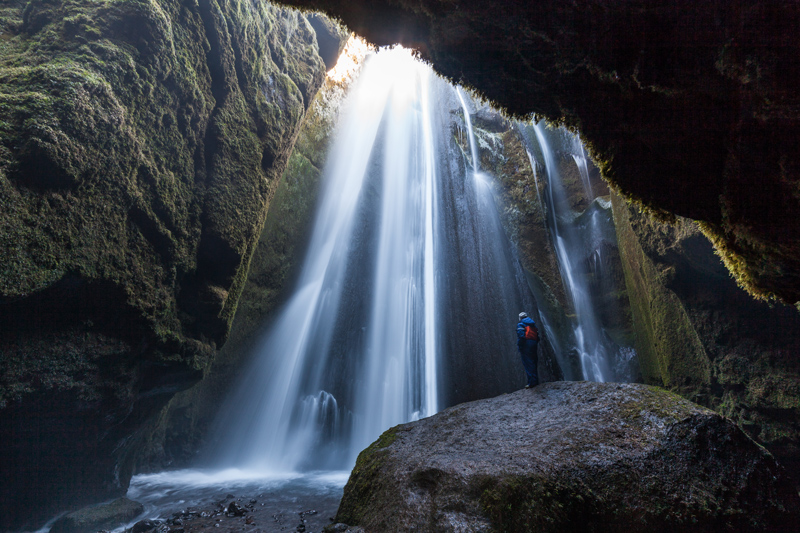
left=519, top=123, right=638, bottom=383
left=112, top=47, right=636, bottom=530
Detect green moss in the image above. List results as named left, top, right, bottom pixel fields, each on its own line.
left=0, top=0, right=340, bottom=396
left=610, top=192, right=710, bottom=394
left=372, top=426, right=399, bottom=449
left=476, top=473, right=601, bottom=533
left=695, top=220, right=777, bottom=302
left=335, top=426, right=401, bottom=525
left=616, top=385, right=703, bottom=427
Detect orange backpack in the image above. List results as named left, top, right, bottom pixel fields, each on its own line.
left=524, top=323, right=539, bottom=341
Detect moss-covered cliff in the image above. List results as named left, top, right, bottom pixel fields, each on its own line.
left=135, top=38, right=359, bottom=471
left=612, top=193, right=800, bottom=483
left=0, top=0, right=345, bottom=528
left=280, top=0, right=800, bottom=310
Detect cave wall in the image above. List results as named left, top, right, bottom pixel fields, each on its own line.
left=0, top=0, right=345, bottom=528
left=279, top=0, right=800, bottom=481
left=2, top=0, right=799, bottom=526
left=281, top=0, right=800, bottom=309
left=612, top=193, right=800, bottom=482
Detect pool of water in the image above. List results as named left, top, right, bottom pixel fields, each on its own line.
left=114, top=469, right=350, bottom=532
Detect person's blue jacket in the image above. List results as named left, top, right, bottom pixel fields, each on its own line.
left=517, top=317, right=538, bottom=349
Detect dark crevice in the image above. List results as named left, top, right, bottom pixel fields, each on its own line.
left=0, top=274, right=149, bottom=343
left=128, top=205, right=175, bottom=264
left=307, top=14, right=341, bottom=71
left=224, top=14, right=249, bottom=110
left=197, top=0, right=228, bottom=186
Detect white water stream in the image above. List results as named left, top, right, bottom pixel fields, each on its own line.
left=101, top=48, right=539, bottom=529
left=209, top=48, right=443, bottom=473
left=530, top=123, right=611, bottom=381
left=202, top=45, right=546, bottom=481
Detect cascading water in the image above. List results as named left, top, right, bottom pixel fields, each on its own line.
left=519, top=123, right=637, bottom=383
left=569, top=133, right=594, bottom=199
left=456, top=87, right=481, bottom=180
left=209, top=47, right=440, bottom=472
left=209, top=47, right=535, bottom=474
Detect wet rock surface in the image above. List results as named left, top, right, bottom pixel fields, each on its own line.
left=50, top=498, right=144, bottom=533
left=337, top=381, right=800, bottom=532
left=130, top=494, right=344, bottom=533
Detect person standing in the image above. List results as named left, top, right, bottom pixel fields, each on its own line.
left=517, top=312, right=539, bottom=388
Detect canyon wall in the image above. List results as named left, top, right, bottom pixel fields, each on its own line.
left=0, top=0, right=346, bottom=528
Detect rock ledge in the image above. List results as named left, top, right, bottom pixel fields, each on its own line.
left=337, top=382, right=800, bottom=532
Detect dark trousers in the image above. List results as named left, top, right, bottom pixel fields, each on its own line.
left=519, top=340, right=539, bottom=387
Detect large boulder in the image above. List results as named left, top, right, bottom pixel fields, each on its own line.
left=337, top=382, right=800, bottom=532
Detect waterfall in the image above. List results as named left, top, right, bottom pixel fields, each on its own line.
left=209, top=47, right=537, bottom=474
left=350, top=49, right=439, bottom=451
left=532, top=123, right=611, bottom=382
left=208, top=47, right=435, bottom=472
left=456, top=87, right=480, bottom=178
left=570, top=134, right=593, bottom=199
left=206, top=47, right=639, bottom=477
left=518, top=122, right=637, bottom=383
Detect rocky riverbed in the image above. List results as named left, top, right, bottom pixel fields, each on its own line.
left=47, top=471, right=355, bottom=533
left=126, top=497, right=336, bottom=533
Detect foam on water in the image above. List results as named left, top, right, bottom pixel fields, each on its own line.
left=107, top=470, right=351, bottom=532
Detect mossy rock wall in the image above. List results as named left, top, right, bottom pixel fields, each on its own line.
left=0, top=0, right=344, bottom=528
left=612, top=191, right=800, bottom=483
left=135, top=43, right=357, bottom=471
